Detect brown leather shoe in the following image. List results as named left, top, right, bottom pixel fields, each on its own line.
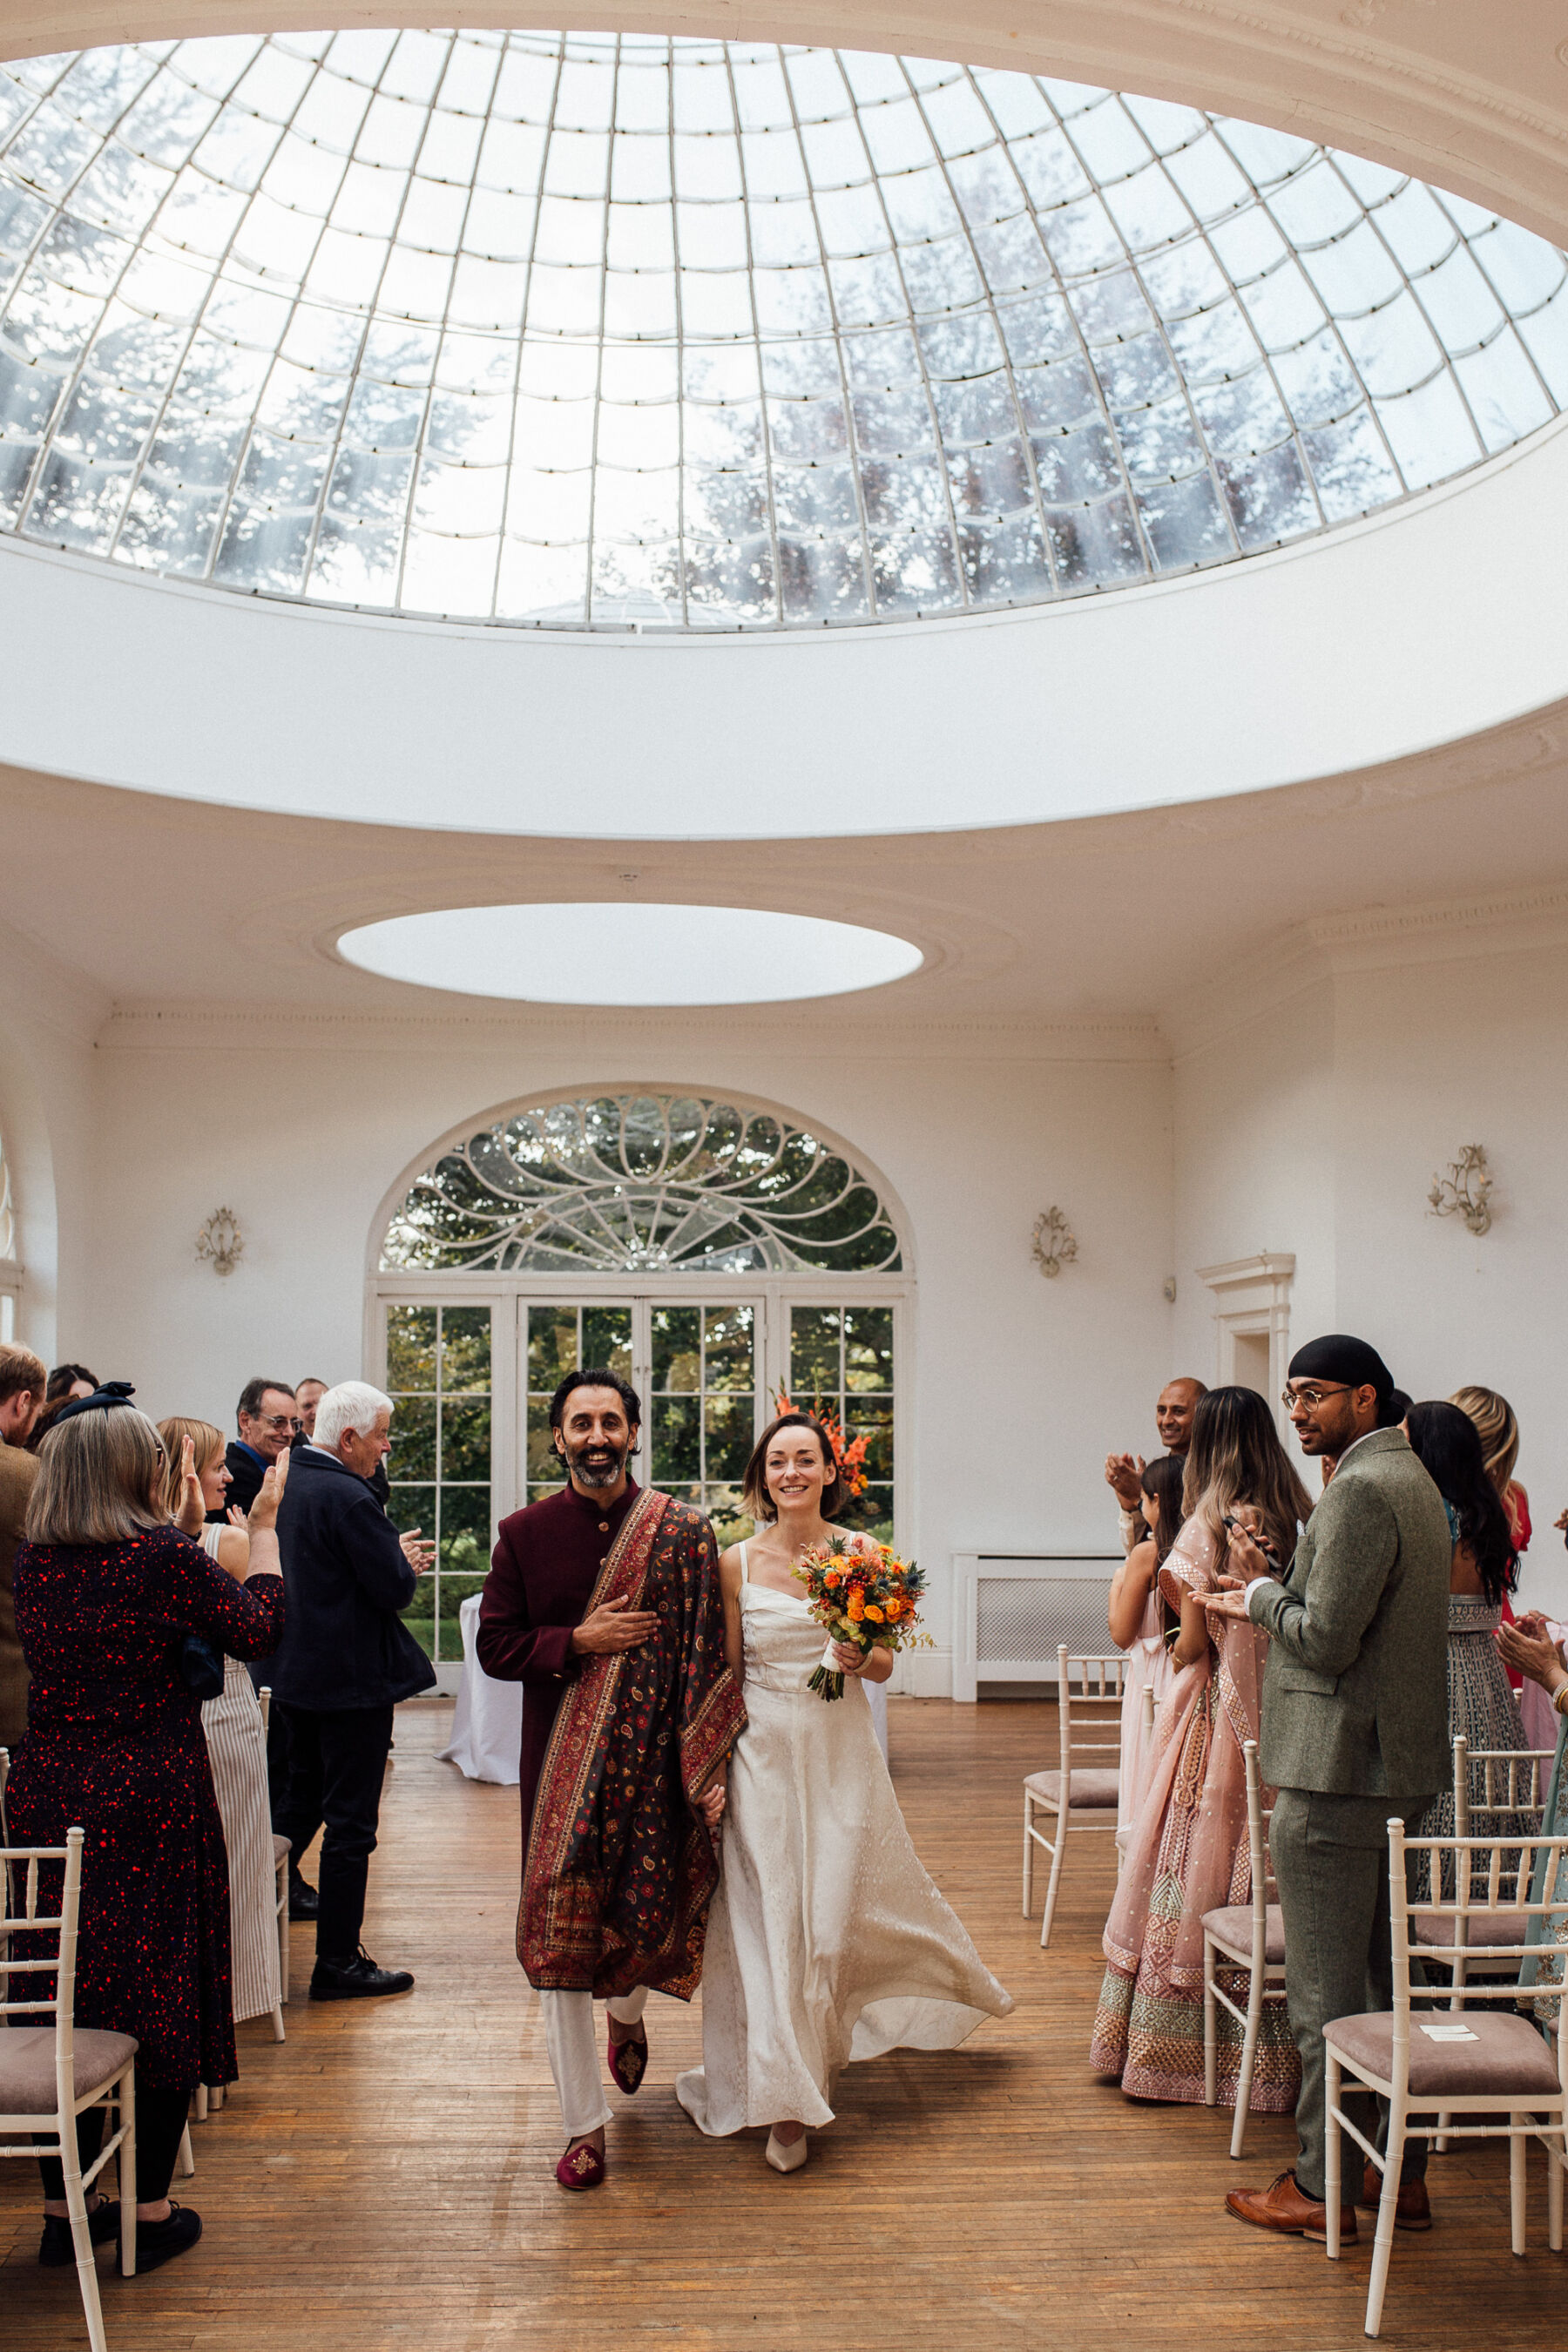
left=1357, top=2164, right=1432, bottom=2231
left=1226, top=2168, right=1358, bottom=2243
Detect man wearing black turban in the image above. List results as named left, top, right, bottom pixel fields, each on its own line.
left=1214, top=1335, right=1451, bottom=2245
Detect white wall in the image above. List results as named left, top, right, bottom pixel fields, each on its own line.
left=0, top=916, right=106, bottom=1364
left=75, top=1008, right=1173, bottom=1693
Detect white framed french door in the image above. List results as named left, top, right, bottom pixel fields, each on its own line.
left=367, top=1274, right=909, bottom=1686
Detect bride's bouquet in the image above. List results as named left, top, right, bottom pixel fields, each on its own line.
left=793, top=1533, right=931, bottom=1700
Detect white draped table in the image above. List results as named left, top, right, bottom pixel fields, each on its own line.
left=438, top=1590, right=889, bottom=1781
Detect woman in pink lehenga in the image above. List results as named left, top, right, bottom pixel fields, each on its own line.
left=1091, top=1388, right=1310, bottom=2111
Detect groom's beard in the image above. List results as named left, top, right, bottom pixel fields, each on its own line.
left=561, top=1435, right=632, bottom=1490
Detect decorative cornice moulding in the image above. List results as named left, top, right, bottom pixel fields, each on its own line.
left=98, top=1003, right=1166, bottom=1064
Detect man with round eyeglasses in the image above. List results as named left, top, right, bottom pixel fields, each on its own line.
left=1210, top=1335, right=1450, bottom=2248
left=213, top=1377, right=301, bottom=1523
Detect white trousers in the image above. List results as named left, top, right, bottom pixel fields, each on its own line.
left=539, top=1984, right=649, bottom=2139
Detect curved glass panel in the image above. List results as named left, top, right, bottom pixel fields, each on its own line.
left=2, top=31, right=1565, bottom=629
left=381, top=1092, right=904, bottom=1272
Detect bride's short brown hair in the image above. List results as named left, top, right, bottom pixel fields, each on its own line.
left=741, top=1413, right=843, bottom=1524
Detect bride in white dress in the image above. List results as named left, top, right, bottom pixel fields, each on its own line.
left=676, top=1413, right=1012, bottom=2173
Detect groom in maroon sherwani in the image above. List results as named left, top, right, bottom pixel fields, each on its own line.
left=477, top=1366, right=743, bottom=2190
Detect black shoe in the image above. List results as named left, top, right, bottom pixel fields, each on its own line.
left=38, top=2198, right=118, bottom=2268
left=309, top=1947, right=415, bottom=2001
left=287, top=1874, right=319, bottom=1922
left=126, top=2203, right=202, bottom=2274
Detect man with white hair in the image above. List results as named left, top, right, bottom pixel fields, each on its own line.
left=271, top=1379, right=436, bottom=2000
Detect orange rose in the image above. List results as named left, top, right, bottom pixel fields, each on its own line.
left=883, top=1596, right=903, bottom=1619
left=848, top=1596, right=865, bottom=1622
left=863, top=1605, right=884, bottom=1624
left=824, top=1570, right=842, bottom=1589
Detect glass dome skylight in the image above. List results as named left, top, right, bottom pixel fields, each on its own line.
left=2, top=30, right=1565, bottom=632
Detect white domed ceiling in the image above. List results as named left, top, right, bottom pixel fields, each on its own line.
left=1, top=29, right=1565, bottom=632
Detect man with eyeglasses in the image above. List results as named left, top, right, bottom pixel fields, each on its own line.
left=210, top=1377, right=301, bottom=1523
left=1212, top=1335, right=1450, bottom=2248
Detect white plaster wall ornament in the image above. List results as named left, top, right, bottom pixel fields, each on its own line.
left=1428, top=1146, right=1494, bottom=1236
left=1032, top=1207, right=1078, bottom=1279
left=195, top=1206, right=244, bottom=1276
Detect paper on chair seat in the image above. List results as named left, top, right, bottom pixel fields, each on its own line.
left=1417, top=2022, right=1479, bottom=2041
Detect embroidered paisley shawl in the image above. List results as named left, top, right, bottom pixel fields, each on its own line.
left=517, top=1486, right=745, bottom=1998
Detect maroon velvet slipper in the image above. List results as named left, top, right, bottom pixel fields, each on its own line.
left=556, top=2140, right=606, bottom=2192
left=608, top=2023, right=648, bottom=2096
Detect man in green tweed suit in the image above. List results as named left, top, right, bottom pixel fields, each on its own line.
left=1213, top=1335, right=1451, bottom=2246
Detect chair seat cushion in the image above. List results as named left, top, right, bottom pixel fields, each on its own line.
left=1414, top=1908, right=1527, bottom=1950
left=1201, top=1903, right=1286, bottom=1964
left=273, top=1833, right=292, bottom=1865
left=1324, top=2007, right=1562, bottom=2098
left=0, top=2025, right=139, bottom=2116
left=1024, top=1767, right=1120, bottom=1812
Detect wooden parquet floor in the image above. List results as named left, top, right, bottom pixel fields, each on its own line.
left=3, top=1697, right=1561, bottom=2349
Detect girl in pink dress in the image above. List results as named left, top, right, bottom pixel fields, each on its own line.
left=1092, top=1388, right=1310, bottom=2110
left=1107, top=1453, right=1184, bottom=1855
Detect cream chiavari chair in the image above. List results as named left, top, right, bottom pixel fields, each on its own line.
left=1022, top=1646, right=1125, bottom=1949
left=1201, top=1737, right=1287, bottom=2157
left=1323, top=1813, right=1568, bottom=2338
left=0, top=1824, right=139, bottom=2348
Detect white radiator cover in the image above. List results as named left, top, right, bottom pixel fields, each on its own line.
left=951, top=1553, right=1122, bottom=1701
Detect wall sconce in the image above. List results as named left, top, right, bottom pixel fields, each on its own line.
left=1428, top=1146, right=1493, bottom=1238
left=1032, top=1206, right=1078, bottom=1279
left=196, top=1206, right=245, bottom=1275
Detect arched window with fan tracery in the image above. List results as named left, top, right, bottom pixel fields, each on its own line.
left=368, top=1092, right=910, bottom=1678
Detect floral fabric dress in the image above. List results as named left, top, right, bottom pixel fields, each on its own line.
left=1091, top=1514, right=1300, bottom=2112
left=6, top=1524, right=284, bottom=2090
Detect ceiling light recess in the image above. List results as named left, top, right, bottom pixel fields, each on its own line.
left=336, top=902, right=924, bottom=1002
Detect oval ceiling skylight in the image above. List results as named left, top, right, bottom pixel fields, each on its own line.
left=337, top=903, right=923, bottom=1002
left=2, top=31, right=1565, bottom=632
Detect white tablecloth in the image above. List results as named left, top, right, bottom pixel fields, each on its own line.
left=438, top=1589, right=890, bottom=1783
left=437, top=1592, right=521, bottom=1784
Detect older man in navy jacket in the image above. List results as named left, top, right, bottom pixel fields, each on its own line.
left=273, top=1380, right=435, bottom=2000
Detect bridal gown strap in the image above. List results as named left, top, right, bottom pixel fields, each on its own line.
left=676, top=1545, right=1011, bottom=2139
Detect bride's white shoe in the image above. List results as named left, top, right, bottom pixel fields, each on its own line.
left=765, top=2129, right=808, bottom=2174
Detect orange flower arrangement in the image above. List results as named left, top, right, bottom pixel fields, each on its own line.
left=792, top=1533, right=930, bottom=1700
left=773, top=1386, right=870, bottom=1500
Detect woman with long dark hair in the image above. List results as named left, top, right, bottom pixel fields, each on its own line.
left=1092, top=1387, right=1311, bottom=2112
left=1404, top=1400, right=1527, bottom=1842
left=1107, top=1452, right=1185, bottom=1849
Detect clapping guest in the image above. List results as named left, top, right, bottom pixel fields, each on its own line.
left=0, top=1341, right=45, bottom=1747
left=1106, top=1452, right=1184, bottom=1851
left=271, top=1381, right=434, bottom=2000
left=24, top=1363, right=100, bottom=1455
left=294, top=1379, right=328, bottom=1443
left=159, top=1417, right=282, bottom=2042
left=1451, top=1385, right=1530, bottom=1694
left=8, top=1385, right=285, bottom=2273
left=1403, top=1401, right=1527, bottom=1855
left=1105, top=1378, right=1207, bottom=1552
left=1092, top=1389, right=1308, bottom=2113
left=210, top=1379, right=299, bottom=1522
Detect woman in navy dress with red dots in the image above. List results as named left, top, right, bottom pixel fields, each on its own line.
left=8, top=1384, right=285, bottom=2274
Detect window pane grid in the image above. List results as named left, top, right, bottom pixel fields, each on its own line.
left=525, top=1299, right=632, bottom=1504
left=3, top=32, right=1563, bottom=623
left=788, top=1301, right=894, bottom=1539
left=650, top=1301, right=756, bottom=1533
left=384, top=1299, right=492, bottom=1659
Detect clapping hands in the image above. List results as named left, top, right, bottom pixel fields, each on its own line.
left=1497, top=1611, right=1565, bottom=1691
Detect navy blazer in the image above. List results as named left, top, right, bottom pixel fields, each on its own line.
left=270, top=1448, right=435, bottom=1712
